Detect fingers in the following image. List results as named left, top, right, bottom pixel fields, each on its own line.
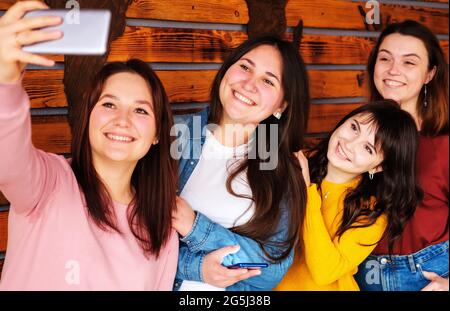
left=420, top=271, right=449, bottom=291
left=294, top=150, right=311, bottom=186
left=296, top=150, right=308, bottom=168
left=202, top=245, right=264, bottom=288
left=212, top=245, right=240, bottom=262
left=217, top=265, right=261, bottom=287
left=421, top=282, right=434, bottom=291
left=232, top=269, right=261, bottom=283
left=421, top=281, right=443, bottom=291
left=211, top=264, right=261, bottom=288
left=422, top=271, right=439, bottom=281
left=1, top=1, right=49, bottom=24
left=222, top=266, right=250, bottom=278
left=17, top=29, right=63, bottom=47
left=10, top=15, right=63, bottom=35
left=13, top=49, right=55, bottom=67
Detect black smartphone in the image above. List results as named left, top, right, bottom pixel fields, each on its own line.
left=227, top=263, right=269, bottom=269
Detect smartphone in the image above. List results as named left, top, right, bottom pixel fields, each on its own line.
left=227, top=263, right=269, bottom=269
left=22, top=9, right=111, bottom=55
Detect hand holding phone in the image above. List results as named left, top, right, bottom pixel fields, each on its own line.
left=0, top=1, right=63, bottom=83
left=227, top=263, right=269, bottom=270
left=22, top=9, right=111, bottom=55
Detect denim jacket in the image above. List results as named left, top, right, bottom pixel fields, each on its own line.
left=172, top=107, right=294, bottom=291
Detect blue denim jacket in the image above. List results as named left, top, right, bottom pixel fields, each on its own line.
left=172, top=108, right=294, bottom=291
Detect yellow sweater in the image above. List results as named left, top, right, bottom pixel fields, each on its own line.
left=275, top=179, right=387, bottom=291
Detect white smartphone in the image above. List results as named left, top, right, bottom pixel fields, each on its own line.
left=22, top=9, right=111, bottom=55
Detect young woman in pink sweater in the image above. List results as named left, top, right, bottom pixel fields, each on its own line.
left=0, top=1, right=178, bottom=290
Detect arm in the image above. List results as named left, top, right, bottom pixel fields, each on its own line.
left=176, top=204, right=294, bottom=290
left=0, top=1, right=63, bottom=214
left=176, top=243, right=205, bottom=283
left=420, top=137, right=449, bottom=292
left=176, top=240, right=294, bottom=291
left=0, top=77, right=62, bottom=215
left=303, top=184, right=387, bottom=286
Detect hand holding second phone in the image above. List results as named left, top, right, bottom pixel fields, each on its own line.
left=0, top=1, right=63, bottom=84
left=202, top=245, right=262, bottom=288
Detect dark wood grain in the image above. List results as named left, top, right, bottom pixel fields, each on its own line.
left=23, top=69, right=367, bottom=108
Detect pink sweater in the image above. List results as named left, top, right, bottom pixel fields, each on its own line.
left=0, top=79, right=179, bottom=290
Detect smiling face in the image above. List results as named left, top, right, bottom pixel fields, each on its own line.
left=327, top=113, right=384, bottom=180
left=374, top=33, right=435, bottom=110
left=218, top=44, right=286, bottom=126
left=89, top=72, right=157, bottom=165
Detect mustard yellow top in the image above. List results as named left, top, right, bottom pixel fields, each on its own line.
left=275, top=179, right=387, bottom=291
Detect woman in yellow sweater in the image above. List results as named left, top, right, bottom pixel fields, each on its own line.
left=275, top=100, right=422, bottom=290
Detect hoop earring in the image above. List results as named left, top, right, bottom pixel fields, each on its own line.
left=424, top=84, right=428, bottom=108
left=369, top=172, right=374, bottom=180
left=273, top=112, right=282, bottom=119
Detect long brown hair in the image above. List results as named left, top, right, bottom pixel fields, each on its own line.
left=209, top=36, right=310, bottom=262
left=367, top=20, right=449, bottom=136
left=71, top=59, right=177, bottom=257
left=308, top=100, right=422, bottom=253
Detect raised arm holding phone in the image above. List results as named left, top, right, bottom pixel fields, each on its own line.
left=0, top=1, right=179, bottom=290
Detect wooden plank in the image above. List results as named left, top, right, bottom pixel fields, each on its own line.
left=125, top=0, right=448, bottom=33
left=32, top=115, right=71, bottom=154
left=105, top=28, right=450, bottom=65
left=420, top=0, right=448, bottom=3
left=23, top=69, right=366, bottom=108
left=291, top=1, right=449, bottom=34
left=0, top=210, right=7, bottom=253
left=23, top=69, right=65, bottom=108
left=126, top=0, right=248, bottom=25
left=23, top=69, right=215, bottom=108
left=1, top=1, right=448, bottom=34
left=308, top=103, right=361, bottom=134
left=1, top=24, right=446, bottom=64
left=309, top=70, right=365, bottom=99
left=106, top=27, right=247, bottom=64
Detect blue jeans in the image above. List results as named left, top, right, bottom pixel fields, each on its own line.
left=355, top=240, right=449, bottom=291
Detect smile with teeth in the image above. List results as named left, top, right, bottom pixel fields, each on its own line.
left=233, top=91, right=255, bottom=106
left=383, top=79, right=406, bottom=88
left=105, top=133, right=135, bottom=143
left=336, top=142, right=350, bottom=161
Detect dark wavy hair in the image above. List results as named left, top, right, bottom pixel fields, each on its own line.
left=209, top=36, right=310, bottom=262
left=367, top=20, right=448, bottom=136
left=71, top=59, right=177, bottom=258
left=308, top=100, right=422, bottom=253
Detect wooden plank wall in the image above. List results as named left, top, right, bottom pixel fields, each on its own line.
left=0, top=0, right=448, bottom=276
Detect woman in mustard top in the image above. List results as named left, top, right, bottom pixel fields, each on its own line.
left=275, top=100, right=422, bottom=290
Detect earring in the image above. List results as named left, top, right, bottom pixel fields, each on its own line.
left=273, top=112, right=282, bottom=119
left=369, top=172, right=374, bottom=180
left=424, top=84, right=428, bottom=108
